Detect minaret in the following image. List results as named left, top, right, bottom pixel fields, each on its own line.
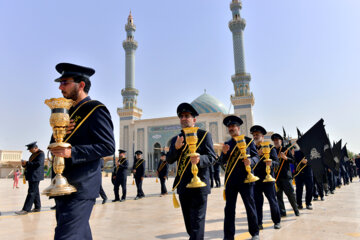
left=118, top=11, right=142, bottom=120
left=118, top=12, right=142, bottom=157
left=229, top=0, right=254, bottom=135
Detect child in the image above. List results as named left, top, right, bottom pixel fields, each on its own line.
left=13, top=168, right=21, bottom=189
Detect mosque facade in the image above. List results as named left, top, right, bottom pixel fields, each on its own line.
left=117, top=0, right=255, bottom=171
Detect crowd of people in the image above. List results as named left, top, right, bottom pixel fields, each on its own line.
left=4, top=62, right=358, bottom=240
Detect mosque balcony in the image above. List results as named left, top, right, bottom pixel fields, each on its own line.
left=121, top=88, right=139, bottom=97
left=123, top=40, right=138, bottom=50
left=229, top=18, right=246, bottom=32
left=231, top=73, right=251, bottom=83
left=230, top=1, right=242, bottom=11
left=117, top=107, right=143, bottom=119
left=125, top=24, right=136, bottom=32
left=231, top=93, right=255, bottom=106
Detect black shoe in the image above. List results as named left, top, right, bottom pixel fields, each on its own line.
left=258, top=224, right=263, bottom=230
left=313, top=197, right=318, bottom=201
left=330, top=190, right=335, bottom=194
left=112, top=199, right=120, bottom=202
left=134, top=196, right=140, bottom=200
left=102, top=198, right=107, bottom=204
left=295, top=210, right=300, bottom=216
left=298, top=205, right=303, bottom=210
left=274, top=223, right=281, bottom=229
left=281, top=213, right=287, bottom=217
left=321, top=197, right=324, bottom=201
left=120, top=199, right=125, bottom=202
left=50, top=206, right=56, bottom=210
left=31, top=208, right=41, bottom=213
left=15, top=210, right=28, bottom=215
left=306, top=205, right=313, bottom=210
left=325, top=192, right=328, bottom=196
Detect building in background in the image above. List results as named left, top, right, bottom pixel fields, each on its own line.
left=118, top=1, right=256, bottom=171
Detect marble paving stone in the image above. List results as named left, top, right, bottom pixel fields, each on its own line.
left=0, top=177, right=359, bottom=240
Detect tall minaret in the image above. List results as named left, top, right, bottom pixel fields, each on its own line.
left=229, top=0, right=254, bottom=135
left=118, top=12, right=142, bottom=156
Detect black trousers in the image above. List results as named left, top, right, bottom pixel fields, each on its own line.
left=99, top=185, right=107, bottom=200
left=214, top=171, right=221, bottom=187
left=224, top=183, right=259, bottom=239
left=22, top=181, right=40, bottom=211
left=55, top=197, right=95, bottom=240
left=276, top=178, right=298, bottom=215
left=135, top=178, right=144, bottom=197
left=179, top=191, right=208, bottom=240
left=114, top=177, right=127, bottom=200
left=209, top=170, right=214, bottom=188
left=254, top=182, right=281, bottom=225
left=160, top=177, right=167, bottom=194
left=295, top=174, right=313, bottom=206
left=326, top=171, right=335, bottom=192
left=313, top=177, right=324, bottom=198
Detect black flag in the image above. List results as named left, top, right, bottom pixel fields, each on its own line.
left=296, top=127, right=302, bottom=139
left=296, top=119, right=329, bottom=183
left=342, top=144, right=350, bottom=162
left=332, top=140, right=342, bottom=171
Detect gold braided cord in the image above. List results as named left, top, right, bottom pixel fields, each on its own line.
left=134, top=159, right=145, bottom=169
left=224, top=139, right=254, bottom=189
left=172, top=132, right=208, bottom=191
left=64, top=104, right=105, bottom=143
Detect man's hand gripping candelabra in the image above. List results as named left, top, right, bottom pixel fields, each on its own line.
left=233, top=135, right=259, bottom=183
left=183, top=127, right=206, bottom=188
left=261, top=142, right=276, bottom=182
left=42, top=98, right=77, bottom=196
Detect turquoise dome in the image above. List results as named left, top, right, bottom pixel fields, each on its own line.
left=191, top=93, right=228, bottom=114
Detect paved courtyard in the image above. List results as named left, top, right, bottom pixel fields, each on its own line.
left=1, top=176, right=360, bottom=240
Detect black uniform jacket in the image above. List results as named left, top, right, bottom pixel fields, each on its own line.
left=275, top=146, right=295, bottom=179
left=133, top=158, right=145, bottom=179
left=112, top=157, right=128, bottom=184
left=294, top=150, right=312, bottom=176
left=25, top=150, right=45, bottom=182
left=219, top=136, right=259, bottom=186
left=53, top=96, right=115, bottom=200
left=157, top=160, right=169, bottom=179
left=166, top=129, right=216, bottom=195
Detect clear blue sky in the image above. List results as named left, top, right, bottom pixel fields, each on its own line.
left=0, top=0, right=359, bottom=159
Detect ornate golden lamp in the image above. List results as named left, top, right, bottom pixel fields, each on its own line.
left=42, top=97, right=77, bottom=196
left=233, top=135, right=259, bottom=183
left=183, top=127, right=206, bottom=188
left=261, top=141, right=276, bottom=182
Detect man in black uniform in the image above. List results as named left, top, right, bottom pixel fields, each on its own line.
left=99, top=158, right=108, bottom=204
left=209, top=164, right=215, bottom=188
left=112, top=149, right=128, bottom=202
left=219, top=116, right=260, bottom=240
left=293, top=149, right=314, bottom=210
left=49, top=63, right=115, bottom=240
left=15, top=142, right=45, bottom=215
left=251, top=125, right=282, bottom=230
left=132, top=150, right=145, bottom=200
left=156, top=152, right=169, bottom=196
left=355, top=155, right=360, bottom=180
left=271, top=133, right=299, bottom=217
left=167, top=102, right=216, bottom=240
left=213, top=159, right=221, bottom=188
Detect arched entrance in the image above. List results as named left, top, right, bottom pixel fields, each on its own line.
left=153, top=143, right=161, bottom=171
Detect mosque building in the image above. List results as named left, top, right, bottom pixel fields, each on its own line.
left=117, top=1, right=257, bottom=171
